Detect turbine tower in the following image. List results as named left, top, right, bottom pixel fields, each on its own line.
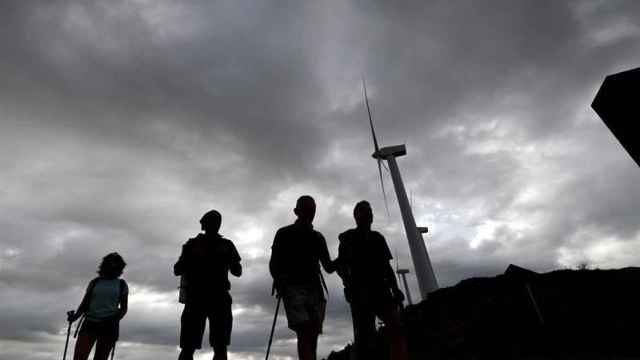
left=363, top=79, right=439, bottom=299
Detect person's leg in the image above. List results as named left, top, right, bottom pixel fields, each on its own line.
left=177, top=348, right=195, bottom=360
left=350, top=298, right=376, bottom=360
left=93, top=336, right=115, bottom=360
left=378, top=303, right=408, bottom=360
left=73, top=334, right=96, bottom=360
left=179, top=303, right=206, bottom=360
left=282, top=286, right=321, bottom=360
left=295, top=324, right=319, bottom=360
left=210, top=294, right=232, bottom=360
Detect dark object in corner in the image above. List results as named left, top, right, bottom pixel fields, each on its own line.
left=592, top=67, right=640, bottom=167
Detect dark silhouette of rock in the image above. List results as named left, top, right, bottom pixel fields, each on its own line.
left=324, top=265, right=640, bottom=360
left=592, top=67, right=640, bottom=167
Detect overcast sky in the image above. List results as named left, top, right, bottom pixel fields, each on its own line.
left=1, top=1, right=639, bottom=359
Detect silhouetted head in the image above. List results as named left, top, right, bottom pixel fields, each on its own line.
left=353, top=200, right=373, bottom=229
left=98, top=252, right=126, bottom=279
left=200, top=210, right=222, bottom=234
left=294, top=195, right=316, bottom=224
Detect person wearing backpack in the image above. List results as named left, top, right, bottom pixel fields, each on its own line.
left=335, top=201, right=407, bottom=360
left=269, top=195, right=335, bottom=360
left=174, top=210, right=242, bottom=360
left=67, top=252, right=128, bottom=360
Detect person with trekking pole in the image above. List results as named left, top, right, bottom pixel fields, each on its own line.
left=62, top=310, right=73, bottom=360
left=335, top=201, right=408, bottom=360
left=174, top=210, right=242, bottom=360
left=67, top=252, right=129, bottom=360
left=269, top=195, right=335, bottom=360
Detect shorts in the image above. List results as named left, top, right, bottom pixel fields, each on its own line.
left=281, top=284, right=326, bottom=333
left=180, top=292, right=233, bottom=350
left=79, top=317, right=120, bottom=342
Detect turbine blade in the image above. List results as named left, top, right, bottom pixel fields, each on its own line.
left=378, top=158, right=390, bottom=217
left=362, top=78, right=380, bottom=153
left=362, top=77, right=389, bottom=216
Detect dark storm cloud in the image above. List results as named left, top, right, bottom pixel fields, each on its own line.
left=0, top=1, right=332, bottom=175
left=2, top=1, right=640, bottom=359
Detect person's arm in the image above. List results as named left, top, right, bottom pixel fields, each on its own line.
left=379, top=234, right=405, bottom=303
left=229, top=242, right=242, bottom=277
left=68, top=279, right=95, bottom=322
left=118, top=281, right=129, bottom=320
left=383, top=261, right=402, bottom=292
left=269, top=229, right=285, bottom=293
left=174, top=241, right=189, bottom=276
left=269, top=230, right=281, bottom=279
left=335, top=233, right=349, bottom=284
left=317, top=232, right=335, bottom=274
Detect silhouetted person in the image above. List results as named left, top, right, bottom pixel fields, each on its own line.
left=68, top=252, right=129, bottom=360
left=269, top=195, right=335, bottom=360
left=336, top=201, right=408, bottom=360
left=174, top=210, right=242, bottom=360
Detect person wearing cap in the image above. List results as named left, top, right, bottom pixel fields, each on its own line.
left=174, top=210, right=242, bottom=360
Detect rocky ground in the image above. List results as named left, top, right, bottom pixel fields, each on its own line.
left=324, top=265, right=640, bottom=360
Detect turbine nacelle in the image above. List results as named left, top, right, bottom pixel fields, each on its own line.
left=372, top=144, right=407, bottom=160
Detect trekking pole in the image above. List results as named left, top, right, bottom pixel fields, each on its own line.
left=63, top=311, right=74, bottom=360
left=74, top=315, right=85, bottom=338
left=111, top=341, right=116, bottom=360
left=265, top=296, right=281, bottom=360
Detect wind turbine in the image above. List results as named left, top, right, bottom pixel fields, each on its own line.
left=362, top=79, right=439, bottom=299
left=395, top=250, right=414, bottom=305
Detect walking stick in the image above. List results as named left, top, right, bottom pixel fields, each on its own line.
left=111, top=342, right=116, bottom=360
left=74, top=315, right=85, bottom=338
left=63, top=311, right=74, bottom=360
left=265, top=296, right=281, bottom=360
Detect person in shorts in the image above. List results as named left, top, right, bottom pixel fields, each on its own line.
left=68, top=252, right=129, bottom=360
left=269, top=195, right=335, bottom=360
left=174, top=210, right=242, bottom=360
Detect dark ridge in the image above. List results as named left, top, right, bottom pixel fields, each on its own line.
left=325, top=265, right=640, bottom=360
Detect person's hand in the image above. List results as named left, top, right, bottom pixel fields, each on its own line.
left=67, top=311, right=76, bottom=323
left=343, top=287, right=352, bottom=303
left=392, top=287, right=405, bottom=304
left=325, top=259, right=337, bottom=274
left=272, top=279, right=285, bottom=298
